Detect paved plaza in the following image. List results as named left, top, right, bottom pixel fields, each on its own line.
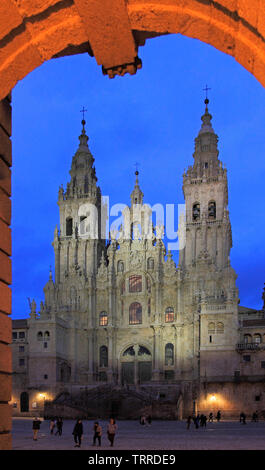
left=11, top=417, right=265, bottom=450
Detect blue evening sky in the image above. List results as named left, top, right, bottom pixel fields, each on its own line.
left=11, top=34, right=265, bottom=319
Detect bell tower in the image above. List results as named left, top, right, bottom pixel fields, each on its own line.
left=181, top=97, right=232, bottom=271
left=53, top=117, right=104, bottom=287
left=180, top=97, right=239, bottom=383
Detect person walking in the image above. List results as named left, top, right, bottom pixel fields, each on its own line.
left=93, top=421, right=102, bottom=447
left=32, top=417, right=42, bottom=441
left=107, top=418, right=117, bottom=447
left=216, top=410, right=221, bottom=422
left=49, top=418, right=55, bottom=435
left=72, top=418, right=83, bottom=448
left=55, top=417, right=63, bottom=436
left=186, top=416, right=192, bottom=430
left=209, top=412, right=214, bottom=422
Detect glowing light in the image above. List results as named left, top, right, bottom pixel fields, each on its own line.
left=209, top=394, right=217, bottom=402
left=39, top=393, right=45, bottom=399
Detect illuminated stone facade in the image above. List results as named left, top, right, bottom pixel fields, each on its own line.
left=11, top=102, right=265, bottom=418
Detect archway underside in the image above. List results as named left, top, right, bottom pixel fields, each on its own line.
left=0, top=0, right=264, bottom=99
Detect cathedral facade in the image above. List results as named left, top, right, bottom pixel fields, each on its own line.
left=11, top=101, right=265, bottom=419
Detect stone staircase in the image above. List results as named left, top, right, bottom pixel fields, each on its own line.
left=45, top=383, right=181, bottom=419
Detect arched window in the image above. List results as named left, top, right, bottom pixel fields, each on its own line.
left=66, top=217, right=73, bottom=236
left=117, top=260, right=124, bottom=272
left=44, top=331, right=50, bottom=340
left=129, top=275, right=142, bottom=293
left=165, top=307, right=174, bottom=323
left=208, top=201, right=216, bottom=219
left=37, top=332, right=43, bottom=341
left=123, top=346, right=135, bottom=357
left=254, top=334, right=261, bottom=344
left=99, top=346, right=108, bottom=367
left=165, top=343, right=174, bottom=366
left=217, top=322, right=224, bottom=334
left=208, top=322, right=215, bottom=334
left=192, top=203, right=200, bottom=221
left=147, top=257, right=154, bottom=269
left=129, top=302, right=142, bottom=325
left=99, top=311, right=108, bottom=326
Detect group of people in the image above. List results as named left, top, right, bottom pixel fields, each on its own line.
left=239, top=411, right=259, bottom=424
left=32, top=416, right=117, bottom=447
left=186, top=410, right=222, bottom=429
left=49, top=417, right=63, bottom=435
left=72, top=418, right=117, bottom=448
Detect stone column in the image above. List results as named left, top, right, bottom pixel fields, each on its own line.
left=0, top=95, right=12, bottom=450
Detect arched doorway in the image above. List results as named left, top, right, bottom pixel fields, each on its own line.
left=121, top=344, right=152, bottom=385
left=20, top=392, right=29, bottom=412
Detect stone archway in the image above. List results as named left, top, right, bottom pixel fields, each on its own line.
left=0, top=0, right=264, bottom=100
left=1, top=0, right=265, bottom=450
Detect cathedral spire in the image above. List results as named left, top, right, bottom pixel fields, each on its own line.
left=198, top=98, right=214, bottom=135
left=64, top=113, right=98, bottom=198
left=189, top=95, right=222, bottom=178
left=130, top=169, right=144, bottom=206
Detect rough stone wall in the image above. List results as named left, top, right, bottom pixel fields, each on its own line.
left=0, top=95, right=12, bottom=450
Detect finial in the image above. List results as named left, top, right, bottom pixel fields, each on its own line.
left=80, top=106, right=88, bottom=132
left=49, top=265, right=52, bottom=280
left=134, top=162, right=140, bottom=181
left=203, top=84, right=211, bottom=111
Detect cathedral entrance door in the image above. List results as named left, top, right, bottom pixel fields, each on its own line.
left=121, top=362, right=134, bottom=385
left=121, top=345, right=152, bottom=385
left=138, top=361, right=152, bottom=383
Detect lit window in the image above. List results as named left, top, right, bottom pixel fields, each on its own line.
left=99, top=311, right=108, bottom=326
left=165, top=307, right=174, bottom=323
left=129, top=275, right=142, bottom=293
left=129, top=302, right=142, bottom=325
